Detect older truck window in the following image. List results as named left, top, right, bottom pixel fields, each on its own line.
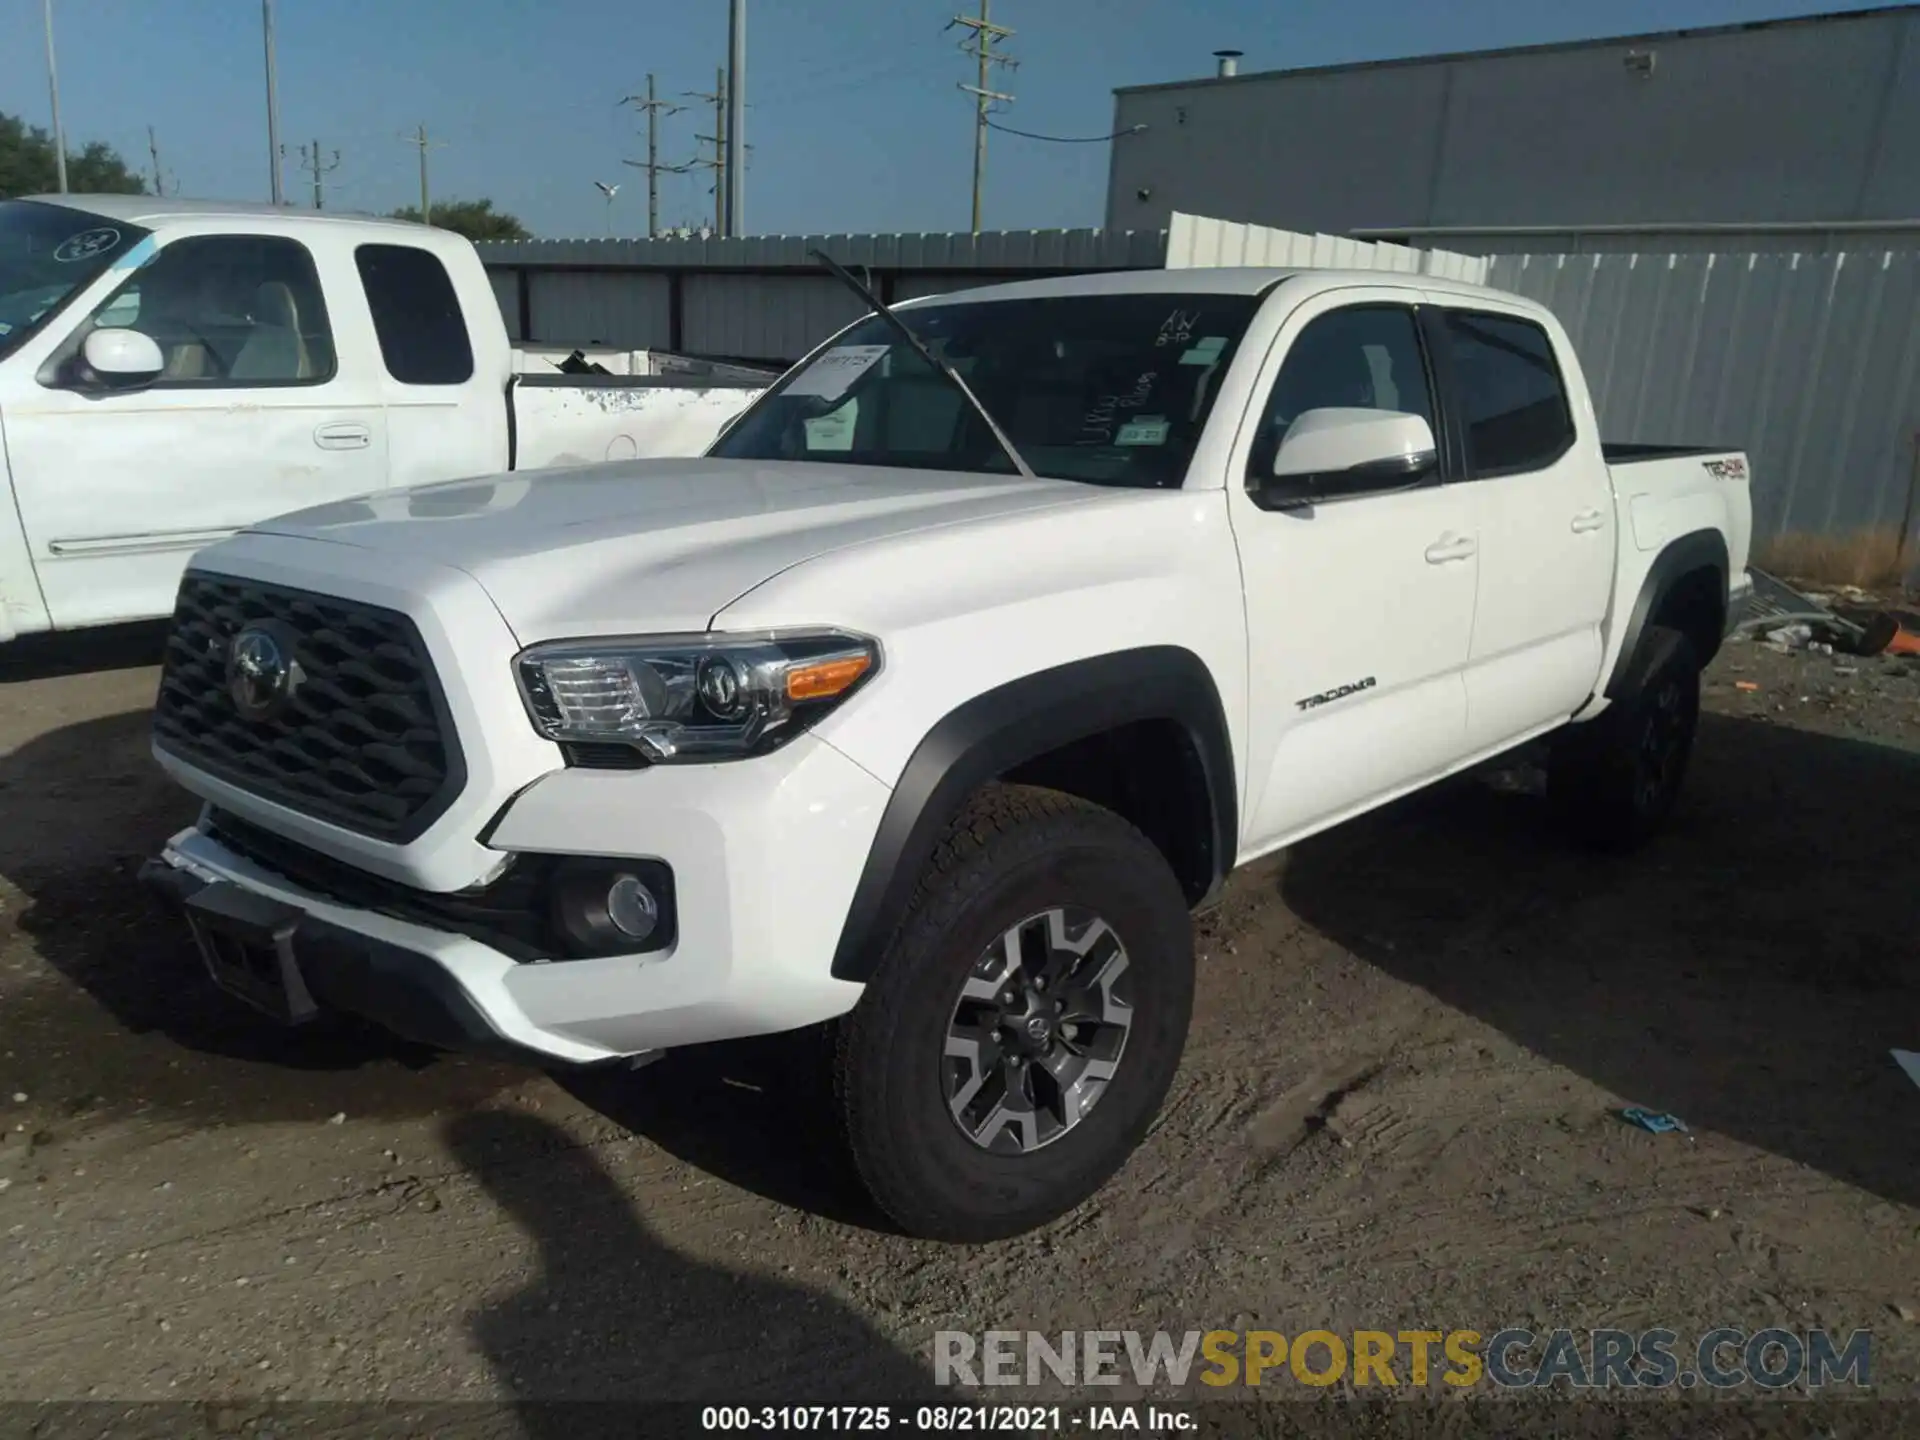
left=355, top=243, right=475, bottom=385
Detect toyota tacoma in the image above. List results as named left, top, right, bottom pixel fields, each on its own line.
left=141, top=262, right=1753, bottom=1242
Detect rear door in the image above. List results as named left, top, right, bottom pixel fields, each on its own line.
left=1434, top=306, right=1616, bottom=750
left=1230, top=287, right=1480, bottom=852
left=0, top=231, right=388, bottom=629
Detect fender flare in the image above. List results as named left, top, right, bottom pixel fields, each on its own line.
left=1603, top=527, right=1728, bottom=699
left=828, top=645, right=1238, bottom=983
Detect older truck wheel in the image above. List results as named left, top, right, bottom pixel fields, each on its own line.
left=1549, top=625, right=1702, bottom=850
left=834, top=784, right=1194, bottom=1243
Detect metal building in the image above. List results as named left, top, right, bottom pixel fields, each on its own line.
left=1107, top=5, right=1920, bottom=253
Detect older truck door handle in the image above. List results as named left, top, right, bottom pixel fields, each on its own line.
left=1570, top=509, right=1607, bottom=533
left=1423, top=533, right=1477, bottom=564
left=314, top=422, right=371, bottom=451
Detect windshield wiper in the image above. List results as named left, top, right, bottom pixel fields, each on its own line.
left=809, top=248, right=1036, bottom=480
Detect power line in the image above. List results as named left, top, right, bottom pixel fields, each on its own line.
left=291, top=139, right=343, bottom=209
left=621, top=74, right=687, bottom=239
left=946, top=0, right=1016, bottom=233
left=984, top=119, right=1148, bottom=144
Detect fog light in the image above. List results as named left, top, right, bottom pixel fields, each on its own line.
left=605, top=873, right=658, bottom=941
left=550, top=859, right=676, bottom=957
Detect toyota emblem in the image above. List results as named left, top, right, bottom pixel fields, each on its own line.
left=227, top=625, right=303, bottom=721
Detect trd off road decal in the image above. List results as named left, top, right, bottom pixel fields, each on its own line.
left=1702, top=457, right=1747, bottom=481
left=1296, top=676, right=1377, bottom=711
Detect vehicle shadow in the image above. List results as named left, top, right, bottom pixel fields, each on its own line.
left=0, top=707, right=520, bottom=1125
left=445, top=1109, right=935, bottom=1410
left=559, top=1029, right=893, bottom=1233
left=0, top=620, right=168, bottom=681
left=1279, top=711, right=1920, bottom=1209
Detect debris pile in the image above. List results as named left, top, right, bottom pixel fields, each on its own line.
left=1739, top=570, right=1919, bottom=658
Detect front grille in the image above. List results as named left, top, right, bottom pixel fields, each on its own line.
left=153, top=573, right=464, bottom=842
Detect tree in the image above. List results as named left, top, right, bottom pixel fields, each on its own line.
left=387, top=197, right=530, bottom=242
left=0, top=111, right=146, bottom=199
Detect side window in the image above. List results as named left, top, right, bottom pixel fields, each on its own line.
left=355, top=244, right=475, bottom=385
left=61, top=234, right=335, bottom=387
left=1441, top=311, right=1575, bottom=476
left=1250, top=305, right=1434, bottom=478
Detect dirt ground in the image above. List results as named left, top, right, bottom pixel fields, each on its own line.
left=1, top=624, right=1917, bottom=1415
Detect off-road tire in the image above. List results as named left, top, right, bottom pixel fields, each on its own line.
left=834, top=783, right=1194, bottom=1243
left=1548, top=625, right=1702, bottom=850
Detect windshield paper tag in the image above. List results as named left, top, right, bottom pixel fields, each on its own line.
left=1179, top=336, right=1228, bottom=366
left=1115, top=416, right=1171, bottom=446
left=784, top=344, right=889, bottom=399
left=804, top=400, right=858, bottom=451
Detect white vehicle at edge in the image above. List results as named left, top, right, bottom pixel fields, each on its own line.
left=0, top=195, right=766, bottom=644
left=141, top=266, right=1753, bottom=1242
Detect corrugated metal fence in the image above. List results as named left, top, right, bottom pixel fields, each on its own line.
left=1165, top=212, right=1490, bottom=282
left=1490, top=249, right=1920, bottom=547
left=476, top=228, right=1167, bottom=364
left=476, top=213, right=1484, bottom=364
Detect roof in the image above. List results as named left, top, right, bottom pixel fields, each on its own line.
left=13, top=194, right=427, bottom=233
left=894, top=266, right=1518, bottom=307
left=1116, top=3, right=1918, bottom=95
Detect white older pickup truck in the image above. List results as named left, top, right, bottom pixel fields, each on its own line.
left=0, top=195, right=766, bottom=642
left=141, top=264, right=1752, bottom=1242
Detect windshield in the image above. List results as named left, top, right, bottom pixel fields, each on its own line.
left=0, top=200, right=150, bottom=361
left=710, top=292, right=1260, bottom=488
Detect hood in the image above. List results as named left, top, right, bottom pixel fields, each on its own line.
left=249, top=458, right=1088, bottom=640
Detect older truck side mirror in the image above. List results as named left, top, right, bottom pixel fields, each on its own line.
left=79, top=328, right=166, bottom=389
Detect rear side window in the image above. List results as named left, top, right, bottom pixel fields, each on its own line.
left=355, top=244, right=474, bottom=384
left=1441, top=311, right=1574, bottom=476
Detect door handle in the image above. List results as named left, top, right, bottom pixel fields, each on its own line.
left=1570, top=509, right=1607, bottom=533
left=313, top=422, right=371, bottom=451
left=1424, top=533, right=1477, bottom=564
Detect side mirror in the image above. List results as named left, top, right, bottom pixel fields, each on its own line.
left=80, top=328, right=165, bottom=389
left=1258, top=407, right=1438, bottom=509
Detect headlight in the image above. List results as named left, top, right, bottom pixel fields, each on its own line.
left=515, top=630, right=879, bottom=762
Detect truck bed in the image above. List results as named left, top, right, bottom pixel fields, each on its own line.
left=1601, top=442, right=1737, bottom=464
left=507, top=373, right=768, bottom=471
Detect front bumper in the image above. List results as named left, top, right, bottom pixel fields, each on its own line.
left=141, top=856, right=592, bottom=1067
left=140, top=732, right=890, bottom=1066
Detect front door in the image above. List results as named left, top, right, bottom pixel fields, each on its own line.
left=0, top=231, right=386, bottom=630
left=1229, top=289, right=1481, bottom=854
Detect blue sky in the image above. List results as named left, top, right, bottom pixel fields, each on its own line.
left=0, top=0, right=1889, bottom=237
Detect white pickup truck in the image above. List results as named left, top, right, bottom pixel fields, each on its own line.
left=140, top=265, right=1752, bottom=1242
left=0, top=195, right=767, bottom=642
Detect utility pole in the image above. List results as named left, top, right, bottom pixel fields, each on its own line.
left=947, top=0, right=1016, bottom=232
left=687, top=70, right=727, bottom=234
left=43, top=0, right=67, bottom=193
left=401, top=125, right=446, bottom=222
left=262, top=0, right=284, bottom=203
left=725, top=0, right=746, bottom=235
left=146, top=126, right=176, bottom=197
left=295, top=140, right=342, bottom=209
left=621, top=74, right=686, bottom=239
